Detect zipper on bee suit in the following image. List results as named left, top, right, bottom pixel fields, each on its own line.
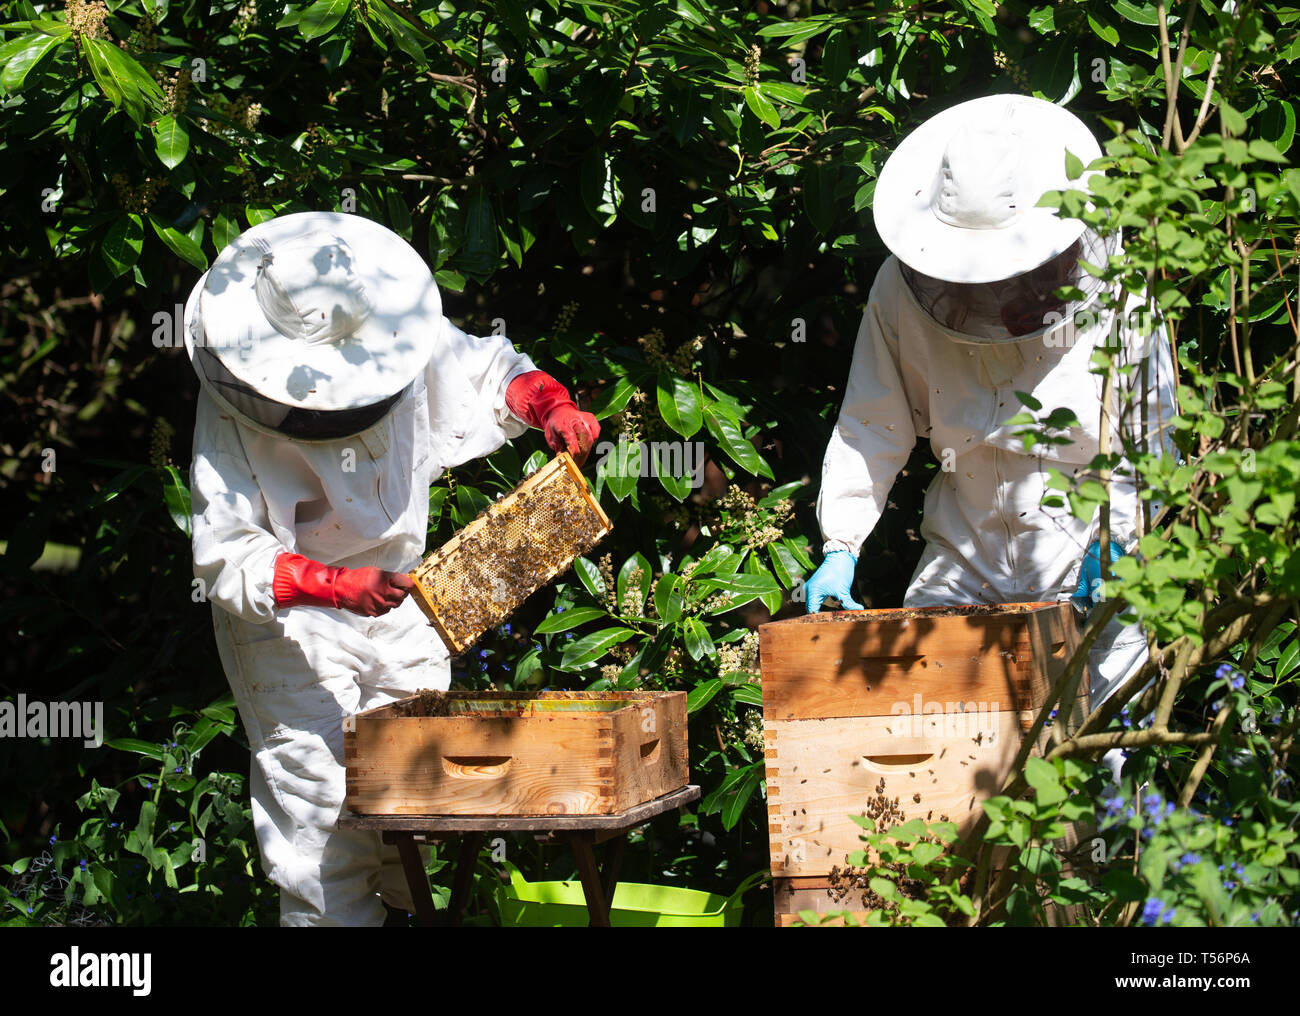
left=989, top=387, right=1015, bottom=579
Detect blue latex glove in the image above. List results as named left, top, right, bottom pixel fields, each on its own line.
left=805, top=550, right=865, bottom=613
left=1072, top=539, right=1125, bottom=609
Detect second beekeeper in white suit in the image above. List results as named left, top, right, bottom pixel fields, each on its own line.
left=185, top=211, right=598, bottom=926
left=806, top=95, right=1176, bottom=717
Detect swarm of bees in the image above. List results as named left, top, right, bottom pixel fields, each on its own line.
left=825, top=777, right=952, bottom=917
left=410, top=455, right=611, bottom=654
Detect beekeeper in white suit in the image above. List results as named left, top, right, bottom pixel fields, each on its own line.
left=184, top=211, right=598, bottom=926
left=807, top=95, right=1176, bottom=728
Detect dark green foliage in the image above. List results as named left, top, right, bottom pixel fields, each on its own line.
left=2, top=0, right=1297, bottom=925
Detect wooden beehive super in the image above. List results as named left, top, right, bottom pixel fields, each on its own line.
left=408, top=452, right=612, bottom=654
left=759, top=602, right=1088, bottom=922
left=344, top=690, right=688, bottom=816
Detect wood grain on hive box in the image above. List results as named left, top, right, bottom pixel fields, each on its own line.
left=344, top=691, right=688, bottom=817
left=760, top=603, right=1087, bottom=886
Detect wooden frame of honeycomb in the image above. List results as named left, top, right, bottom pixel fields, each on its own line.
left=408, top=452, right=613, bottom=654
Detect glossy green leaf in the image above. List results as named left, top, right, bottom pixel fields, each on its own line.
left=160, top=465, right=192, bottom=538
left=572, top=556, right=605, bottom=600
left=534, top=606, right=609, bottom=633
left=153, top=114, right=190, bottom=170
left=0, top=30, right=64, bottom=93
left=686, top=677, right=723, bottom=712
left=84, top=38, right=164, bottom=124
left=149, top=215, right=208, bottom=269
left=299, top=0, right=350, bottom=41
left=656, top=372, right=703, bottom=437
left=653, top=573, right=683, bottom=622
left=683, top=617, right=715, bottom=661
left=559, top=626, right=636, bottom=669
left=704, top=405, right=769, bottom=477
left=101, top=215, right=144, bottom=279
left=743, top=85, right=780, bottom=129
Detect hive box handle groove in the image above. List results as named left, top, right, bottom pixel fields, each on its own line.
left=861, top=753, right=934, bottom=771
left=442, top=756, right=513, bottom=778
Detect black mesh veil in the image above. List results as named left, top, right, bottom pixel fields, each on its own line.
left=190, top=309, right=406, bottom=441
left=898, top=228, right=1118, bottom=341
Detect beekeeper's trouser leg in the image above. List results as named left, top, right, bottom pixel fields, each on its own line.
left=213, top=594, right=449, bottom=926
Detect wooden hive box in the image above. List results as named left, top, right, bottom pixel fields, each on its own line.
left=408, top=452, right=612, bottom=655
left=344, top=690, right=688, bottom=816
left=759, top=602, right=1088, bottom=918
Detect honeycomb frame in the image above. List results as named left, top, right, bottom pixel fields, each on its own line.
left=408, top=452, right=612, bottom=654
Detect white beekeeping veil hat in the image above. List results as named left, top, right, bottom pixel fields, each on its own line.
left=182, top=211, right=440, bottom=439
left=873, top=93, right=1104, bottom=284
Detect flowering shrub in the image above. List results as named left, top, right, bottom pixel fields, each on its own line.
left=2, top=0, right=1297, bottom=923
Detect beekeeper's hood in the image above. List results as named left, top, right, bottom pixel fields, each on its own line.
left=873, top=94, right=1112, bottom=343
left=182, top=211, right=439, bottom=440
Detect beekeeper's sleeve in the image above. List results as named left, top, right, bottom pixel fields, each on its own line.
left=190, top=392, right=289, bottom=624
left=426, top=317, right=537, bottom=468
left=816, top=274, right=924, bottom=557
left=1091, top=297, right=1180, bottom=552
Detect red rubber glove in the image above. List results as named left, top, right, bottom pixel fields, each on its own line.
left=272, top=552, right=413, bottom=617
left=506, top=370, right=600, bottom=465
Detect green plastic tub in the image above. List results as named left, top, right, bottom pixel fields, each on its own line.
left=493, top=862, right=763, bottom=927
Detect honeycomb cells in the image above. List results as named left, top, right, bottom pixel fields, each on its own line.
left=412, top=457, right=610, bottom=654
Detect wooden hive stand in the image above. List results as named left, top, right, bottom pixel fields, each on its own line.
left=342, top=690, right=695, bottom=926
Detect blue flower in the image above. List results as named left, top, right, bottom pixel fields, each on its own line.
left=175, top=767, right=183, bottom=773
left=1179, top=852, right=1200, bottom=867
left=48, top=835, right=56, bottom=845
left=26, top=907, right=32, bottom=914
left=1216, top=663, right=1234, bottom=681
left=109, top=822, right=117, bottom=829
left=1140, top=899, right=1175, bottom=925
left=79, top=859, right=87, bottom=870
left=501, top=623, right=512, bottom=635
left=1120, top=708, right=1132, bottom=729
left=143, top=780, right=152, bottom=789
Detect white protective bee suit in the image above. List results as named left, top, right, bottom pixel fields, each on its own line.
left=185, top=213, right=537, bottom=926
left=815, top=95, right=1177, bottom=712
left=816, top=252, right=1176, bottom=707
